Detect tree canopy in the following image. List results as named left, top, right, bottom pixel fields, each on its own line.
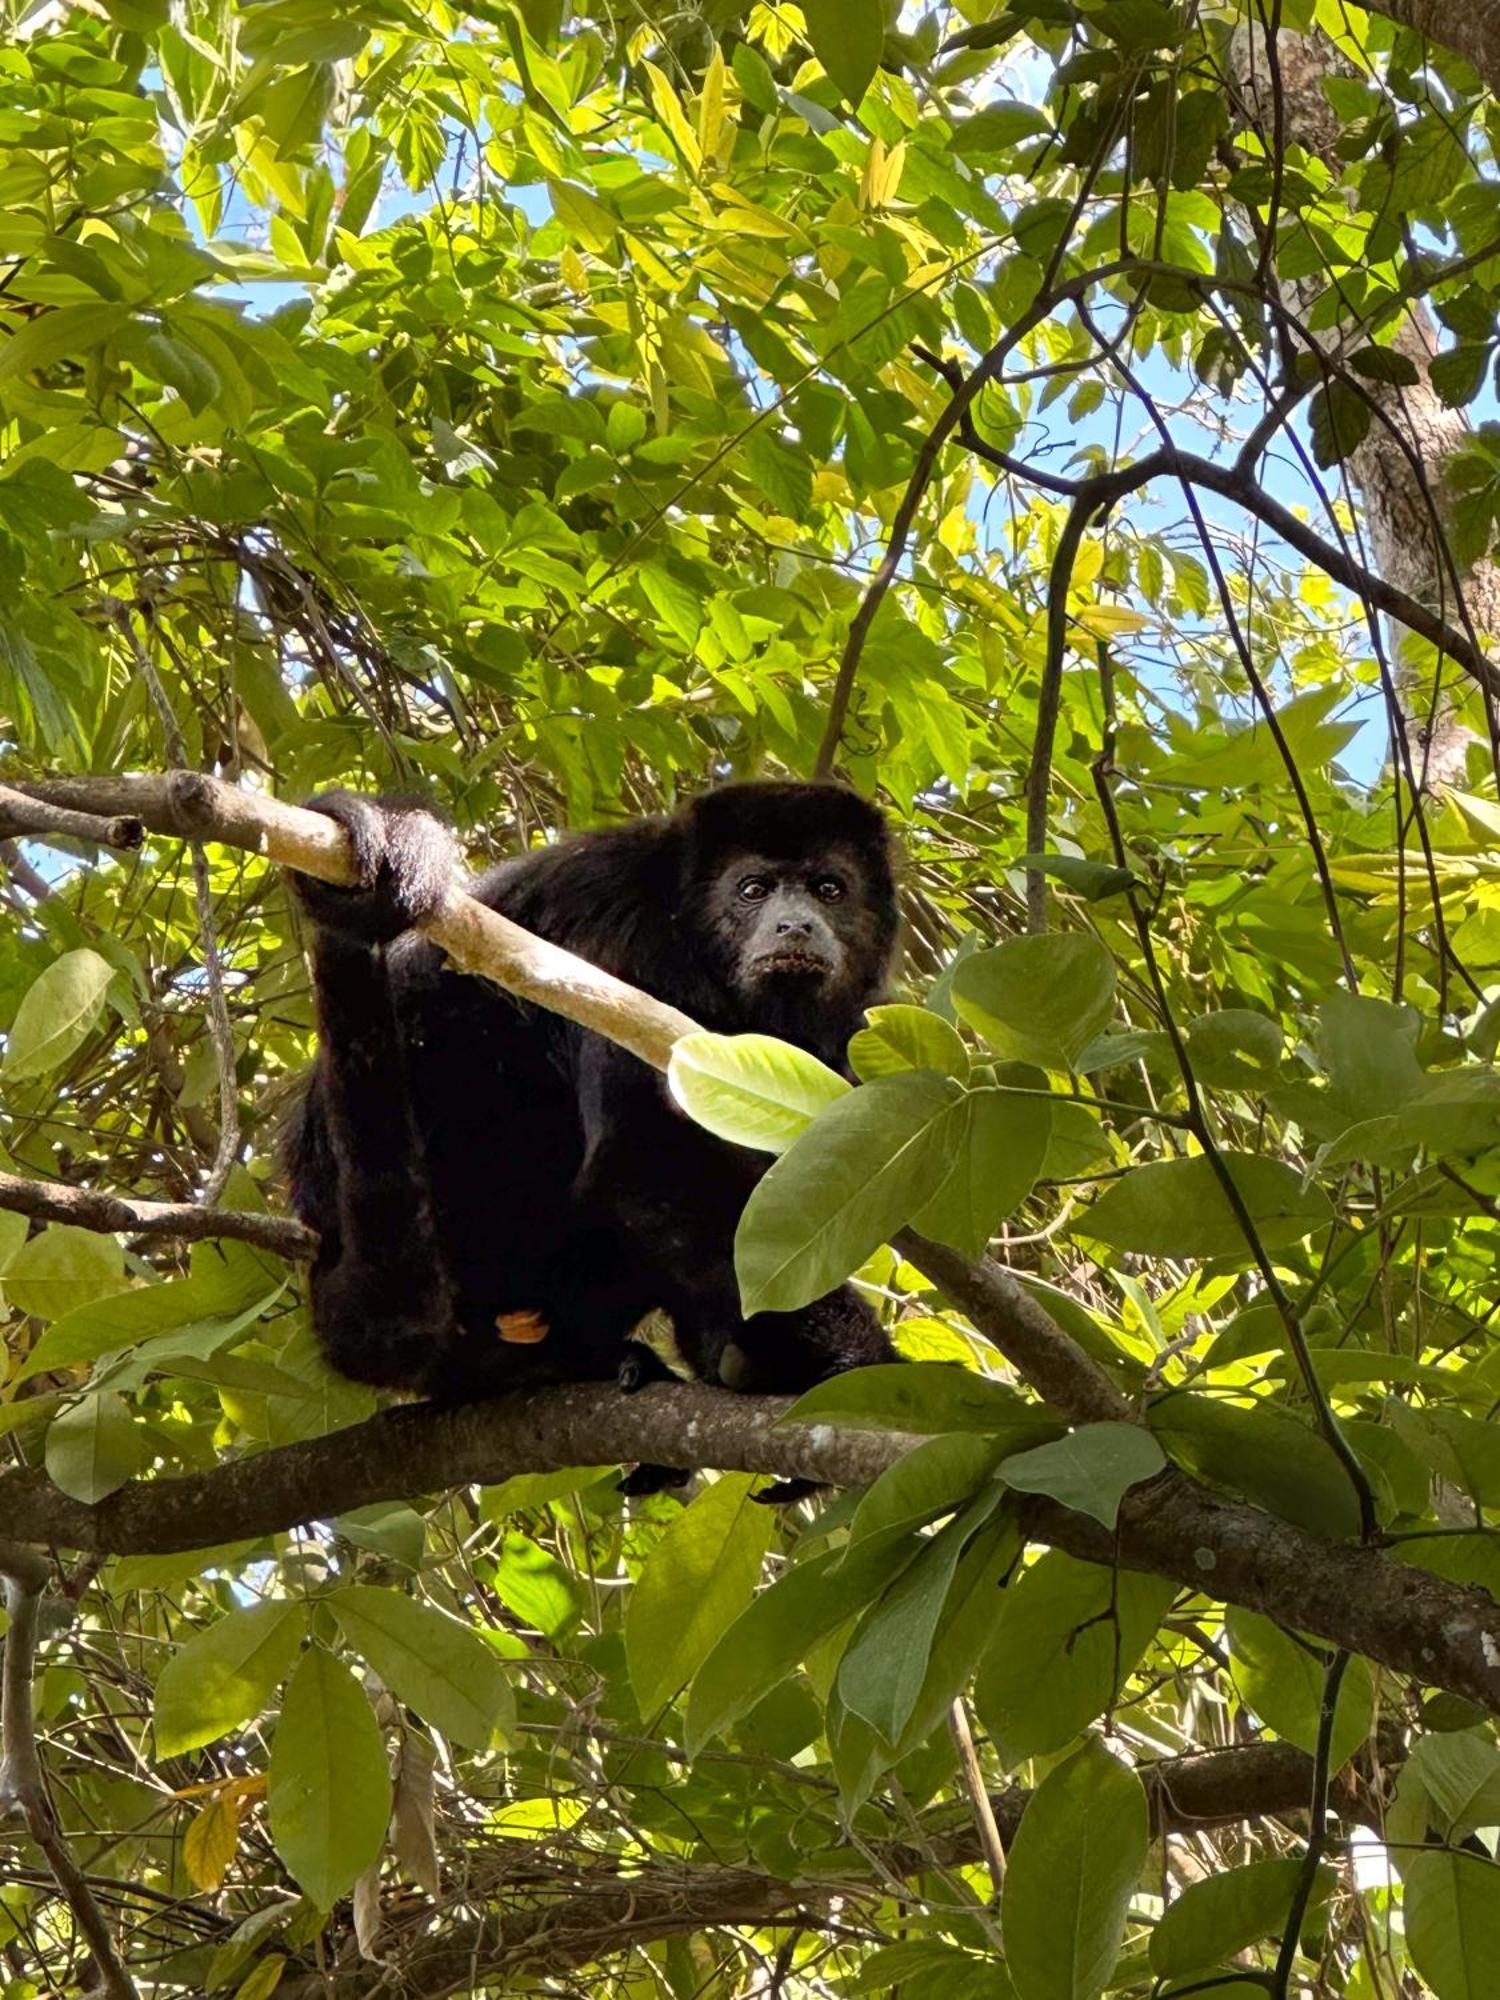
left=6, top=1, right=1500, bottom=1995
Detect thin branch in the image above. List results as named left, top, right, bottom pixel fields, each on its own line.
left=0, top=1541, right=138, bottom=2000
left=1273, top=1649, right=1350, bottom=1999
left=0, top=1168, right=313, bottom=1259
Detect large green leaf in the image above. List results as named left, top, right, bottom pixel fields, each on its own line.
left=951, top=935, right=1117, bottom=1072
left=1150, top=1855, right=1316, bottom=1977
left=1080, top=1153, right=1333, bottom=1258
left=800, top=0, right=883, bottom=109
left=1002, top=1739, right=1148, bottom=2000
left=155, top=1602, right=307, bottom=1757
left=998, top=1423, right=1165, bottom=1527
left=331, top=1585, right=516, bottom=1751
left=2, top=947, right=114, bottom=1079
left=1404, top=1850, right=1500, bottom=2000
left=626, top=1473, right=774, bottom=1715
left=735, top=1072, right=966, bottom=1313
left=974, top=1555, right=1173, bottom=1764
left=1226, top=1609, right=1376, bottom=1771
left=667, top=1030, right=848, bottom=1153
left=267, top=1646, right=392, bottom=1910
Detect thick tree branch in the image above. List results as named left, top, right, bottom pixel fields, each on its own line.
left=0, top=1169, right=313, bottom=1259
left=1361, top=0, right=1500, bottom=98
left=2, top=1383, right=1499, bottom=1714
left=0, top=1541, right=137, bottom=2000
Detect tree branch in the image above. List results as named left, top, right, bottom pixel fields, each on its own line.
left=1361, top=0, right=1500, bottom=99
left=0, top=1541, right=138, bottom=2000
left=0, top=782, right=143, bottom=852
left=10, top=771, right=697, bottom=1072
left=2, top=1383, right=1499, bottom=1714
left=0, top=1168, right=313, bottom=1259
left=278, top=1739, right=1383, bottom=1995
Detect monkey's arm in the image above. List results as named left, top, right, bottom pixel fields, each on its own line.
left=285, top=796, right=461, bottom=1389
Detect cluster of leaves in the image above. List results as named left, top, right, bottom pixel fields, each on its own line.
left=8, top=0, right=1500, bottom=1995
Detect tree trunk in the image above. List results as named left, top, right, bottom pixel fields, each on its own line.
left=1231, top=24, right=1498, bottom=790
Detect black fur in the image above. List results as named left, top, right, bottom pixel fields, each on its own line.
left=282, top=783, right=901, bottom=1434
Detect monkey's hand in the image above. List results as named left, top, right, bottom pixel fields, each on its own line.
left=289, top=792, right=460, bottom=945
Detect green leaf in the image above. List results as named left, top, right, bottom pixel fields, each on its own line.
left=1226, top=1609, right=1376, bottom=1770
left=686, top=1534, right=915, bottom=1754
left=1404, top=1850, right=1500, bottom=2000
left=912, top=1086, right=1052, bottom=1254
left=1349, top=344, right=1421, bottom=387
left=1309, top=378, right=1373, bottom=465
left=801, top=0, right=883, bottom=109
left=154, top=1602, right=307, bottom=1757
left=1409, top=1733, right=1500, bottom=1840
left=1432, top=345, right=1491, bottom=410
left=1080, top=1153, right=1333, bottom=1258
left=44, top=1392, right=147, bottom=1503
left=1002, top=1739, right=1148, bottom=2000
left=848, top=1432, right=1006, bottom=1545
left=998, top=1423, right=1165, bottom=1528
left=3, top=947, right=115, bottom=1080
left=267, top=1646, right=392, bottom=1909
left=974, top=1555, right=1174, bottom=1764
left=1017, top=853, right=1136, bottom=901
left=848, top=1004, right=969, bottom=1082
left=638, top=560, right=703, bottom=643
left=838, top=1486, right=1001, bottom=1745
left=668, top=1030, right=848, bottom=1153
left=951, top=934, right=1117, bottom=1071
left=1150, top=1855, right=1313, bottom=1977
left=626, top=1474, right=774, bottom=1716
left=330, top=1585, right=515, bottom=1751
left=4, top=1225, right=125, bottom=1322
left=1185, top=1009, right=1284, bottom=1087
left=734, top=1072, right=966, bottom=1313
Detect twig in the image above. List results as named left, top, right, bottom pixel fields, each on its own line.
left=947, top=1697, right=1006, bottom=1894
left=0, top=1540, right=138, bottom=2000
left=1272, top=1649, right=1350, bottom=1998
left=0, top=1168, right=313, bottom=1259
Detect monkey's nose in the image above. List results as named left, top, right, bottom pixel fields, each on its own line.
left=776, top=917, right=813, bottom=936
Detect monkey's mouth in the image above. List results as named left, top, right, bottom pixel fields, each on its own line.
left=751, top=947, right=835, bottom=980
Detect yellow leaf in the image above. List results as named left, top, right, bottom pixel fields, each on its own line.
left=233, top=1958, right=286, bottom=2000
left=643, top=60, right=701, bottom=171
left=185, top=1792, right=241, bottom=1892
left=862, top=137, right=906, bottom=210
left=1075, top=604, right=1150, bottom=637
left=698, top=46, right=728, bottom=169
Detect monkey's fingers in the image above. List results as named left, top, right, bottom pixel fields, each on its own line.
left=496, top=1309, right=550, bottom=1345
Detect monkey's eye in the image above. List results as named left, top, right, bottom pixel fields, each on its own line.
left=812, top=875, right=845, bottom=902
left=737, top=876, right=771, bottom=903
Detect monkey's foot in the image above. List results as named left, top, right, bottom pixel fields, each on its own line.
left=618, top=1462, right=693, bottom=1499
left=752, top=1478, right=822, bottom=1507
left=617, top=1341, right=677, bottom=1392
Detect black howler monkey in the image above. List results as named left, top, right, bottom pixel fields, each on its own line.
left=282, top=783, right=901, bottom=1451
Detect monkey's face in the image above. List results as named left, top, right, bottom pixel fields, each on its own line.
left=707, top=847, right=877, bottom=999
